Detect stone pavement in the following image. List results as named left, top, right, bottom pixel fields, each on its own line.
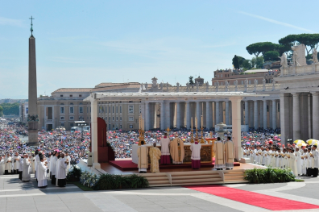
left=0, top=174, right=319, bottom=212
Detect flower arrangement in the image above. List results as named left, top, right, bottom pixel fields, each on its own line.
left=80, top=171, right=99, bottom=188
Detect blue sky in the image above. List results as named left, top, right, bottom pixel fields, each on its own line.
left=0, top=0, right=317, bottom=99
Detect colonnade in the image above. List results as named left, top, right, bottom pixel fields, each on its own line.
left=280, top=92, right=319, bottom=142
left=142, top=99, right=280, bottom=131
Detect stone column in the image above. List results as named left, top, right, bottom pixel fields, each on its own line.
left=230, top=97, right=243, bottom=160
left=206, top=101, right=211, bottom=129
left=186, top=101, right=191, bottom=129
left=165, top=101, right=170, bottom=129
left=225, top=101, right=230, bottom=125
left=292, top=93, right=301, bottom=140
left=312, top=92, right=319, bottom=139
left=254, top=100, right=258, bottom=129
left=176, top=102, right=181, bottom=129
left=145, top=101, right=149, bottom=130
left=245, top=100, right=249, bottom=125
left=91, top=98, right=100, bottom=169
left=160, top=101, right=165, bottom=130
left=196, top=101, right=201, bottom=128
left=272, top=100, right=277, bottom=129
left=215, top=101, right=220, bottom=124
left=263, top=100, right=267, bottom=129
left=28, top=35, right=38, bottom=146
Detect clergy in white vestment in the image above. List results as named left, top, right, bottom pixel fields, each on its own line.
left=4, top=153, right=12, bottom=175
left=18, top=155, right=24, bottom=180
left=0, top=155, right=4, bottom=175
left=65, top=152, right=71, bottom=174
left=190, top=139, right=201, bottom=169
left=224, top=137, right=234, bottom=170
left=137, top=141, right=148, bottom=173
left=312, top=145, right=318, bottom=177
left=22, top=154, right=31, bottom=182
left=30, top=154, right=35, bottom=174
left=213, top=137, right=225, bottom=170
left=49, top=152, right=54, bottom=179
left=12, top=152, right=20, bottom=174
left=38, top=155, right=48, bottom=188
left=57, top=153, right=68, bottom=187
left=289, top=149, right=298, bottom=176
left=50, top=151, right=57, bottom=184
left=159, top=133, right=171, bottom=164
left=34, top=150, right=40, bottom=179
left=295, top=148, right=302, bottom=176
left=55, top=153, right=61, bottom=186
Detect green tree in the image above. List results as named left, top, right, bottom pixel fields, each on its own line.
left=264, top=51, right=280, bottom=61
left=279, top=34, right=319, bottom=55
left=189, top=76, right=194, bottom=85
left=0, top=103, right=20, bottom=115
left=0, top=105, right=3, bottom=117
left=246, top=42, right=278, bottom=58
left=242, top=60, right=252, bottom=70
left=232, top=55, right=240, bottom=69
left=256, top=56, right=264, bottom=69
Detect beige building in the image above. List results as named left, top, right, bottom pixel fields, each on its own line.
left=37, top=83, right=143, bottom=131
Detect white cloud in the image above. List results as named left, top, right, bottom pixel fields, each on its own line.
left=0, top=17, right=23, bottom=27
left=238, top=11, right=313, bottom=33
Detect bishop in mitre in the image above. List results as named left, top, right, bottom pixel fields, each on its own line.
left=137, top=141, right=148, bottom=173
left=224, top=136, right=234, bottom=170
left=214, top=137, right=225, bottom=170
left=170, top=137, right=185, bottom=164
left=149, top=143, right=161, bottom=173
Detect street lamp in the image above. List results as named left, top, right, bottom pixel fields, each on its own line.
left=75, top=121, right=87, bottom=142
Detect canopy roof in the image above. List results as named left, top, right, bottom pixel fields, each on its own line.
left=245, top=69, right=269, bottom=74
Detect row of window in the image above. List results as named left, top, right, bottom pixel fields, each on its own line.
left=98, top=105, right=134, bottom=114
left=60, top=106, right=84, bottom=114
left=103, top=116, right=135, bottom=121
left=60, top=94, right=82, bottom=98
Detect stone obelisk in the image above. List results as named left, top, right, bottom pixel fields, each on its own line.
left=28, top=16, right=38, bottom=146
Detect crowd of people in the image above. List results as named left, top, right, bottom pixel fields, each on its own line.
left=243, top=140, right=319, bottom=177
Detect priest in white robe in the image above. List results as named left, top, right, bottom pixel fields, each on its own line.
left=295, top=147, right=302, bottom=176
left=57, top=152, right=68, bottom=187
left=4, top=153, right=12, bottom=175
left=312, top=145, right=318, bottom=177
left=137, top=141, right=148, bottom=173
left=55, top=153, right=61, bottom=186
left=0, top=155, right=4, bottom=175
left=50, top=151, right=57, bottom=184
left=224, top=137, right=234, bottom=170
left=159, top=133, right=171, bottom=164
left=22, top=154, right=31, bottom=182
left=38, top=154, right=48, bottom=188
left=34, top=150, right=40, bottom=180
left=65, top=152, right=71, bottom=174
left=12, top=152, right=20, bottom=174
left=18, top=155, right=24, bottom=180
left=190, top=139, right=201, bottom=169
left=213, top=137, right=225, bottom=170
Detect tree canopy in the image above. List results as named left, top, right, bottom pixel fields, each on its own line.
left=279, top=34, right=319, bottom=55
left=264, top=51, right=280, bottom=61
left=246, top=42, right=279, bottom=58
left=0, top=105, right=3, bottom=117
left=189, top=76, right=194, bottom=85
left=0, top=103, right=19, bottom=115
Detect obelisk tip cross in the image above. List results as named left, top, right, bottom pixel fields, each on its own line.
left=30, top=16, right=34, bottom=35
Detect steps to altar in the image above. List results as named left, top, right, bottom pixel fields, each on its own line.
left=138, top=169, right=248, bottom=187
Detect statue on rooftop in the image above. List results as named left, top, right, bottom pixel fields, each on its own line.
left=279, top=53, right=288, bottom=68
left=313, top=49, right=318, bottom=63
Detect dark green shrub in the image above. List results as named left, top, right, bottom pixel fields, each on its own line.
left=94, top=174, right=149, bottom=190
left=244, top=167, right=295, bottom=184
left=67, top=165, right=82, bottom=182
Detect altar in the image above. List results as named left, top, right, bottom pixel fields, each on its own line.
left=132, top=142, right=213, bottom=164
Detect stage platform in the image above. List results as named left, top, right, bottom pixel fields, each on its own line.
left=108, top=158, right=240, bottom=171
left=100, top=159, right=263, bottom=187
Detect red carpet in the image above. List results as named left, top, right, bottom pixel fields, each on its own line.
left=185, top=185, right=319, bottom=211
left=109, top=159, right=239, bottom=171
